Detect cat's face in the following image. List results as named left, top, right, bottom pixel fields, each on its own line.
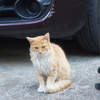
left=30, top=37, right=50, bottom=55
left=27, top=33, right=50, bottom=55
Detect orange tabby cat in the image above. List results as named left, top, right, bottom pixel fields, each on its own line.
left=26, top=33, right=72, bottom=93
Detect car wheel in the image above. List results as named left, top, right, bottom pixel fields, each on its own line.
left=76, top=0, right=99, bottom=53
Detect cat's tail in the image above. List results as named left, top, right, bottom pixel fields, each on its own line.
left=45, top=80, right=72, bottom=93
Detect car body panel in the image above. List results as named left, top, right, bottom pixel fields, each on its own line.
left=0, top=0, right=90, bottom=38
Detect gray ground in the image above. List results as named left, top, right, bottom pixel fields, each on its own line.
left=0, top=38, right=100, bottom=100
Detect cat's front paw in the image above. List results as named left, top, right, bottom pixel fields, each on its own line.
left=44, top=84, right=55, bottom=93
left=37, top=86, right=45, bottom=93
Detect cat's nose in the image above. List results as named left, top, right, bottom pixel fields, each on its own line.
left=39, top=52, right=42, bottom=54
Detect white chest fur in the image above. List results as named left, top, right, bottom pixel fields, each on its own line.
left=30, top=51, right=52, bottom=75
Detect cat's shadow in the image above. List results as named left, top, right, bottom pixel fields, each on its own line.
left=23, top=82, right=39, bottom=93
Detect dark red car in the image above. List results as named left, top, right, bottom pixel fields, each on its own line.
left=0, top=0, right=99, bottom=53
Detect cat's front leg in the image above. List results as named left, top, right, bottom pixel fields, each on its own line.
left=37, top=74, right=46, bottom=93
left=46, top=70, right=57, bottom=85
left=44, top=70, right=57, bottom=93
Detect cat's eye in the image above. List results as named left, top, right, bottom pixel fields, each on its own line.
left=42, top=46, right=45, bottom=49
left=35, top=47, right=38, bottom=49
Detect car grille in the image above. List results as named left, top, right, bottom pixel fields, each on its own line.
left=0, top=0, right=22, bottom=23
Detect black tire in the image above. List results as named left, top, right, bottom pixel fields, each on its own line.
left=76, top=0, right=100, bottom=53
left=98, top=67, right=100, bottom=73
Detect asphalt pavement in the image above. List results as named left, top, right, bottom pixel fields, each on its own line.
left=0, top=37, right=100, bottom=100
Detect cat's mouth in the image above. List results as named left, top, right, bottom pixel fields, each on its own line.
left=36, top=52, right=44, bottom=56
left=37, top=50, right=50, bottom=57
left=36, top=53, right=44, bottom=58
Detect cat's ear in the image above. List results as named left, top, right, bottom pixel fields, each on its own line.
left=26, top=37, right=34, bottom=44
left=43, top=33, right=50, bottom=41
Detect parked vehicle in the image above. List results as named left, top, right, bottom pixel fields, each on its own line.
left=0, top=0, right=99, bottom=53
